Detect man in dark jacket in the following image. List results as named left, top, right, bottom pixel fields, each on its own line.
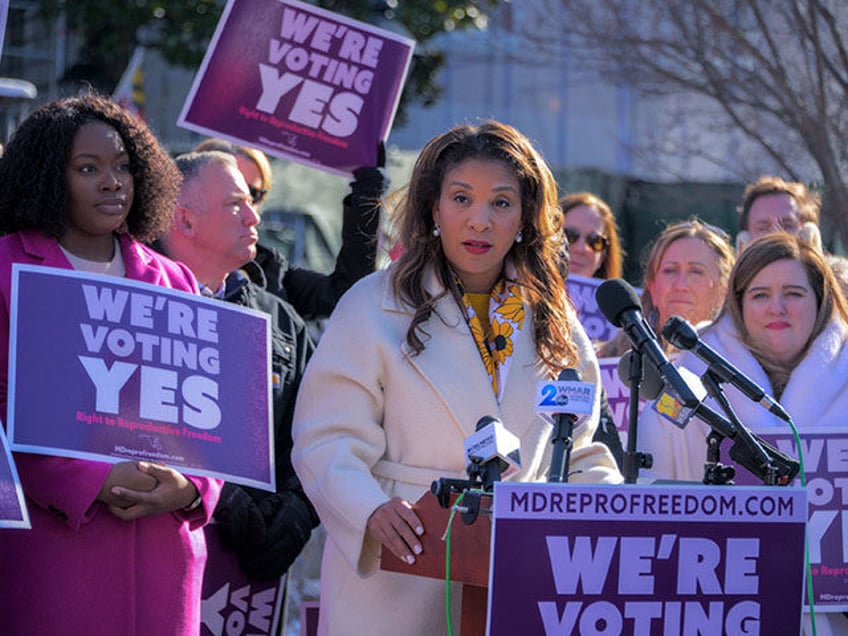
left=157, top=150, right=319, bottom=580
left=192, top=137, right=387, bottom=321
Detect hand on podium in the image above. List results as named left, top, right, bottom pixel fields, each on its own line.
left=367, top=496, right=424, bottom=565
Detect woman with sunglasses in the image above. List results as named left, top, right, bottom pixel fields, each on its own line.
left=560, top=192, right=623, bottom=279
left=560, top=193, right=627, bottom=468
left=193, top=138, right=388, bottom=320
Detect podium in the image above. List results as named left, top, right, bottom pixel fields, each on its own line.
left=380, top=492, right=492, bottom=635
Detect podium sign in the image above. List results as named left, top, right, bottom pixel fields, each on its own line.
left=489, top=483, right=806, bottom=636
left=732, top=427, right=848, bottom=612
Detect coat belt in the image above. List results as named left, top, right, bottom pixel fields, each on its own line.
left=372, top=459, right=465, bottom=487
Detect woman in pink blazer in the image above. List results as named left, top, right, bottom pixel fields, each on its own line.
left=0, top=95, right=221, bottom=635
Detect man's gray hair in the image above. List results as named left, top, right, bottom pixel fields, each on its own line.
left=174, top=150, right=238, bottom=184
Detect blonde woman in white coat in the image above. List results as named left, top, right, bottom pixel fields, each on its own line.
left=292, top=121, right=622, bottom=636
left=639, top=233, right=848, bottom=636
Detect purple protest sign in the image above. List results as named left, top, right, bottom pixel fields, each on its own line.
left=598, top=356, right=648, bottom=449
left=8, top=265, right=274, bottom=490
left=489, top=482, right=806, bottom=635
left=178, top=0, right=415, bottom=176
left=201, top=525, right=286, bottom=635
left=567, top=275, right=640, bottom=343
left=0, top=423, right=28, bottom=529
left=732, top=427, right=848, bottom=612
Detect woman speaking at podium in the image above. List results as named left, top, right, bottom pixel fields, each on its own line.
left=292, top=121, right=622, bottom=635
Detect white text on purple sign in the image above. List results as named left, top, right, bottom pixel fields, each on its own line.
left=79, top=284, right=222, bottom=431
left=257, top=7, right=384, bottom=137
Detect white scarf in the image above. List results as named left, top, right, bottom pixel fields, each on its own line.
left=699, top=313, right=848, bottom=430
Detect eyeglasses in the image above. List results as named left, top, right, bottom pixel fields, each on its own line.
left=248, top=186, right=268, bottom=205
left=564, top=227, right=609, bottom=253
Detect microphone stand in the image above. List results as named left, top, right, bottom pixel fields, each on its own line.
left=703, top=429, right=735, bottom=485
left=548, top=416, right=575, bottom=483
left=431, top=455, right=501, bottom=525
left=622, top=349, right=653, bottom=483
left=699, top=369, right=779, bottom=486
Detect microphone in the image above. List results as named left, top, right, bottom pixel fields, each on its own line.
left=617, top=350, right=664, bottom=400
left=463, top=416, right=521, bottom=487
left=597, top=281, right=800, bottom=484
left=596, top=279, right=700, bottom=411
left=641, top=369, right=800, bottom=484
left=542, top=368, right=596, bottom=482
left=662, top=316, right=792, bottom=423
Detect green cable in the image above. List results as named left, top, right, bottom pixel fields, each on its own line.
left=784, top=417, right=816, bottom=635
left=443, top=492, right=465, bottom=636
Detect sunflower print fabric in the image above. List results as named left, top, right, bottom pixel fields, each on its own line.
left=461, top=278, right=524, bottom=401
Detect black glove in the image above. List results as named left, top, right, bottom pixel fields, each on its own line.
left=212, top=483, right=267, bottom=549
left=350, top=166, right=390, bottom=198
left=235, top=490, right=320, bottom=581
left=350, top=141, right=389, bottom=198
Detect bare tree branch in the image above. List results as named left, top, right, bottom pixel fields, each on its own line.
left=502, top=0, right=848, bottom=248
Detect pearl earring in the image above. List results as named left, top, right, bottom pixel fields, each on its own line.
left=515, top=230, right=523, bottom=244
left=432, top=224, right=441, bottom=237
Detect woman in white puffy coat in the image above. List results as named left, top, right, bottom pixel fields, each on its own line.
left=639, top=233, right=848, bottom=635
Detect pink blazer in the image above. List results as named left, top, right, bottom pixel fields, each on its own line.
left=0, top=230, right=222, bottom=636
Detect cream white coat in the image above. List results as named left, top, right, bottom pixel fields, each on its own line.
left=292, top=267, right=622, bottom=636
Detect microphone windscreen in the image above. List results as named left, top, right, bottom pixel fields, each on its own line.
left=557, top=368, right=581, bottom=382
left=475, top=415, right=500, bottom=432
left=615, top=350, right=665, bottom=399
left=662, top=315, right=699, bottom=350
left=616, top=350, right=636, bottom=385
left=596, top=279, right=642, bottom=328
left=640, top=362, right=666, bottom=400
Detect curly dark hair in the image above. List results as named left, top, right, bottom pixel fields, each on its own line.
left=0, top=93, right=180, bottom=242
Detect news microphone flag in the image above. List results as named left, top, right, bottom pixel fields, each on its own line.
left=535, top=374, right=595, bottom=422
left=463, top=416, right=521, bottom=479
left=651, top=365, right=708, bottom=429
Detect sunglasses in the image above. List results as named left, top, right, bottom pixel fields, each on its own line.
left=564, top=227, right=609, bottom=253
left=249, top=186, right=269, bottom=205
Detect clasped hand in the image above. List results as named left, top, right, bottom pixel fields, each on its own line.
left=98, top=460, right=199, bottom=521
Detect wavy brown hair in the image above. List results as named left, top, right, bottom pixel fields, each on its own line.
left=391, top=120, right=577, bottom=374
left=725, top=233, right=848, bottom=397
left=0, top=93, right=180, bottom=242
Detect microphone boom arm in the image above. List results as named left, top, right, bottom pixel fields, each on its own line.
left=697, top=369, right=798, bottom=486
